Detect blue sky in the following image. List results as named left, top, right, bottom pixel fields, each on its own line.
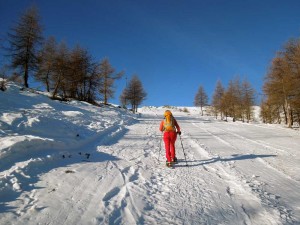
left=1, top=0, right=300, bottom=106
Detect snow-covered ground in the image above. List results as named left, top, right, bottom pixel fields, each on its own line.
left=1, top=83, right=300, bottom=225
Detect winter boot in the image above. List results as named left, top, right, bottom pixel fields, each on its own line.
left=171, top=157, right=178, bottom=164
left=166, top=161, right=172, bottom=167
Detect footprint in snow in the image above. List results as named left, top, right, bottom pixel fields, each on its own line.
left=102, top=187, right=121, bottom=202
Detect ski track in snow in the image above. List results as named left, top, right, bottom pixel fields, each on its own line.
left=187, top=117, right=300, bottom=224
left=1, top=87, right=300, bottom=224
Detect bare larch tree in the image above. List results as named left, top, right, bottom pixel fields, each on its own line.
left=98, top=58, right=124, bottom=105
left=121, top=75, right=147, bottom=113
left=7, top=6, right=43, bottom=88
left=194, top=85, right=208, bottom=116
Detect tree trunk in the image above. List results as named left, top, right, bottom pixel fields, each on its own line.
left=285, top=98, right=292, bottom=128
left=46, top=70, right=50, bottom=92
left=24, top=64, right=29, bottom=88
left=52, top=74, right=61, bottom=98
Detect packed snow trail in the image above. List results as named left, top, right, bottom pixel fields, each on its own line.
left=0, top=92, right=300, bottom=225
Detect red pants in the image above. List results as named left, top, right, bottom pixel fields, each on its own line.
left=163, top=131, right=177, bottom=162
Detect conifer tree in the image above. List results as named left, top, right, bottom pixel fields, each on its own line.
left=120, top=89, right=128, bottom=108
left=220, top=89, right=231, bottom=121
left=121, top=75, right=147, bottom=113
left=7, top=6, right=43, bottom=88
left=51, top=42, right=69, bottom=99
left=234, top=77, right=244, bottom=121
left=262, top=38, right=300, bottom=127
left=264, top=56, right=294, bottom=127
left=212, top=80, right=225, bottom=119
left=36, top=36, right=57, bottom=92
left=260, top=99, right=280, bottom=124
left=225, top=79, right=239, bottom=121
left=283, top=39, right=300, bottom=125
left=84, top=62, right=101, bottom=104
left=68, top=45, right=93, bottom=100
left=194, top=85, right=208, bottom=116
left=98, top=58, right=124, bottom=105
left=241, top=79, right=255, bottom=122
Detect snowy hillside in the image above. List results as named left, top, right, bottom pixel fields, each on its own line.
left=1, top=82, right=300, bottom=225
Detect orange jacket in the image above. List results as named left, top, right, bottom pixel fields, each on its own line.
left=159, top=118, right=181, bottom=132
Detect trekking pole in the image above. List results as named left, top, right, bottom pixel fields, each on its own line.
left=158, top=132, right=163, bottom=163
left=179, top=134, right=188, bottom=167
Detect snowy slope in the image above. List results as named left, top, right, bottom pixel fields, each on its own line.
left=1, top=83, right=300, bottom=225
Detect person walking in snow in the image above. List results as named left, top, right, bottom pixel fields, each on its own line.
left=159, top=110, right=181, bottom=167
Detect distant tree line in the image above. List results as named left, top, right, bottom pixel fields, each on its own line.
left=1, top=6, right=146, bottom=110
left=194, top=36, right=300, bottom=128
left=36, top=37, right=123, bottom=104
left=197, top=78, right=255, bottom=123
left=215, top=78, right=255, bottom=122
left=261, top=39, right=300, bottom=127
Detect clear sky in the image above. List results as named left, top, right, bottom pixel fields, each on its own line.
left=1, top=0, right=300, bottom=106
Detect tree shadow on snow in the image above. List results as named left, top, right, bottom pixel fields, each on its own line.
left=0, top=149, right=120, bottom=214
left=175, top=154, right=277, bottom=168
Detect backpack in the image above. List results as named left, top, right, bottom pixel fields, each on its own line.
left=164, top=114, right=175, bottom=131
